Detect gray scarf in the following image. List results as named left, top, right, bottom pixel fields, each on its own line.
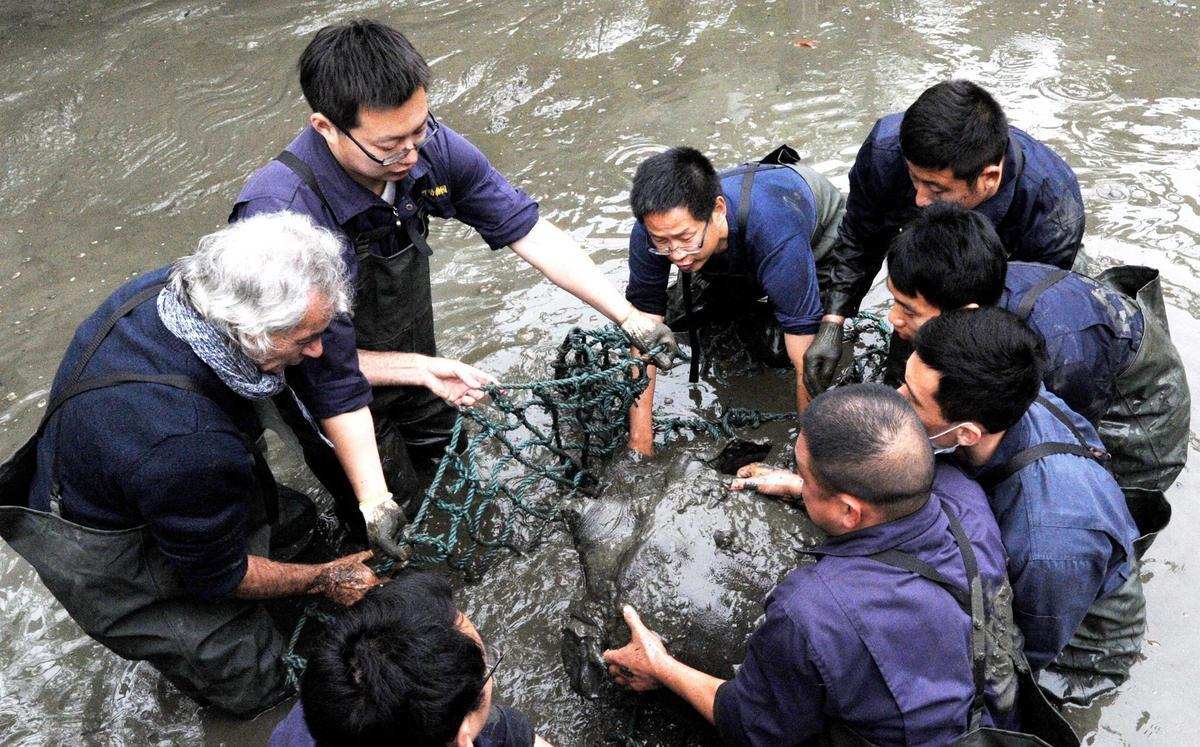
left=157, top=285, right=285, bottom=399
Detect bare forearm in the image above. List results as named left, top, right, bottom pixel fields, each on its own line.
left=628, top=360, right=658, bottom=454
left=321, top=408, right=388, bottom=502
left=656, top=656, right=725, bottom=724
left=234, top=555, right=323, bottom=600
left=785, top=333, right=815, bottom=413
left=358, top=349, right=433, bottom=387
left=510, top=219, right=635, bottom=323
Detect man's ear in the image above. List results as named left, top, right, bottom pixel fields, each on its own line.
left=712, top=195, right=727, bottom=220
left=838, top=494, right=865, bottom=532
left=310, top=112, right=338, bottom=146
left=975, top=162, right=1003, bottom=196
left=956, top=422, right=985, bottom=448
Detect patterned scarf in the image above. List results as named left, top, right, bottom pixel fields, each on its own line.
left=157, top=285, right=285, bottom=399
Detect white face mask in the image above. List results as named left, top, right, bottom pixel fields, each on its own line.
left=928, top=422, right=970, bottom=456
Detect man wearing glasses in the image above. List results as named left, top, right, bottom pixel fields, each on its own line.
left=623, top=147, right=844, bottom=454
left=232, top=20, right=679, bottom=560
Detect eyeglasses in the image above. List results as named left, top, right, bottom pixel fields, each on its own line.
left=648, top=220, right=709, bottom=257
left=337, top=113, right=440, bottom=166
left=482, top=643, right=504, bottom=686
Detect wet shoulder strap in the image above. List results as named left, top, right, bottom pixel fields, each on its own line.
left=275, top=150, right=335, bottom=218
left=980, top=397, right=1110, bottom=491
left=41, top=283, right=166, bottom=433
left=867, top=506, right=988, bottom=732
left=1015, top=269, right=1069, bottom=321
left=681, top=273, right=702, bottom=384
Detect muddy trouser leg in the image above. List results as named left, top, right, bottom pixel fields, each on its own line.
left=372, top=384, right=458, bottom=514
left=270, top=391, right=366, bottom=544
left=1037, top=561, right=1146, bottom=706
left=666, top=274, right=791, bottom=369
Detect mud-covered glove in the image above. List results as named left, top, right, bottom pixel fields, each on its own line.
left=803, top=318, right=844, bottom=396
left=359, top=492, right=411, bottom=563
left=620, top=310, right=687, bottom=371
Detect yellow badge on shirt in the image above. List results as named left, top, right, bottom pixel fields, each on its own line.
left=422, top=184, right=449, bottom=198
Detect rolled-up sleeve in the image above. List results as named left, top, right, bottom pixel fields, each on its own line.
left=441, top=127, right=540, bottom=249
left=714, top=605, right=825, bottom=746
left=127, top=430, right=259, bottom=600
left=624, top=223, right=672, bottom=316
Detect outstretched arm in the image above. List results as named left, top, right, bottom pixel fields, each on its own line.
left=510, top=219, right=636, bottom=324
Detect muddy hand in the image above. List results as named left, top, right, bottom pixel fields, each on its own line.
left=313, top=550, right=381, bottom=606
left=620, top=310, right=687, bottom=371
left=602, top=605, right=668, bottom=691
left=731, top=463, right=804, bottom=498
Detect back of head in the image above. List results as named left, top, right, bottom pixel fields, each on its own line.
left=801, top=383, right=934, bottom=509
left=887, top=202, right=1007, bottom=309
left=629, top=147, right=721, bottom=222
left=170, top=211, right=350, bottom=362
left=900, top=80, right=1009, bottom=182
left=299, top=19, right=430, bottom=130
left=913, top=307, right=1045, bottom=434
left=300, top=572, right=486, bottom=747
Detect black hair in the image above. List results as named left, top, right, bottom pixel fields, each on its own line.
left=301, top=572, right=486, bottom=747
left=629, top=147, right=721, bottom=222
left=887, top=202, right=1007, bottom=309
left=800, top=383, right=934, bottom=508
left=299, top=19, right=431, bottom=130
left=913, top=307, right=1045, bottom=434
left=900, top=80, right=1009, bottom=182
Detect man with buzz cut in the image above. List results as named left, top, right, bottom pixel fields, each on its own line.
left=901, top=307, right=1144, bottom=705
left=232, top=20, right=680, bottom=559
left=623, top=146, right=845, bottom=454
left=804, top=79, right=1086, bottom=394
left=885, top=202, right=1189, bottom=497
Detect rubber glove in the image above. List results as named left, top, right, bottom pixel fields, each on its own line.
left=620, top=310, right=687, bottom=371
left=360, top=492, right=411, bottom=562
left=802, top=318, right=844, bottom=395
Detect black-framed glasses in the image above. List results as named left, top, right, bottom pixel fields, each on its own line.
left=482, top=643, right=504, bottom=686
left=337, top=113, right=440, bottom=166
left=648, top=219, right=709, bottom=257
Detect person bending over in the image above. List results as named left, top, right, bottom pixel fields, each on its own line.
left=901, top=308, right=1143, bottom=704
left=804, top=79, right=1085, bottom=394
left=605, top=384, right=1021, bottom=744
left=625, top=147, right=844, bottom=453
left=885, top=202, right=1188, bottom=494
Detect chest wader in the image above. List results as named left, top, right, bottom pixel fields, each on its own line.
left=666, top=145, right=845, bottom=383
left=813, top=504, right=1079, bottom=747
left=980, top=396, right=1153, bottom=707
left=276, top=153, right=459, bottom=516
left=0, top=284, right=292, bottom=718
left=1014, top=266, right=1176, bottom=555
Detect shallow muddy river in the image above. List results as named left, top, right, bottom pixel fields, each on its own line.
left=1, top=0, right=1197, bottom=744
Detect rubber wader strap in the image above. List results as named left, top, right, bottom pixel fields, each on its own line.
left=866, top=505, right=988, bottom=732
left=979, top=397, right=1110, bottom=492
left=681, top=273, right=702, bottom=384
left=275, top=150, right=336, bottom=219
left=44, top=283, right=167, bottom=431
left=1015, top=269, right=1070, bottom=321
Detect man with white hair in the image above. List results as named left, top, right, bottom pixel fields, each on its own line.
left=0, top=212, right=383, bottom=717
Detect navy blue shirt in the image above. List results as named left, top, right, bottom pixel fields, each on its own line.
left=970, top=388, right=1138, bottom=672
left=268, top=700, right=535, bottom=747
left=714, top=463, right=1014, bottom=746
left=232, top=124, right=540, bottom=419
left=824, top=112, right=1085, bottom=317
left=1001, top=262, right=1143, bottom=425
left=625, top=164, right=823, bottom=335
left=29, top=268, right=264, bottom=600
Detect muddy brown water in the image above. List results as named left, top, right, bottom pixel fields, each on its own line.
left=1, top=0, right=1198, bottom=744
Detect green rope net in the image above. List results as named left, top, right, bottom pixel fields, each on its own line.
left=283, top=313, right=891, bottom=687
